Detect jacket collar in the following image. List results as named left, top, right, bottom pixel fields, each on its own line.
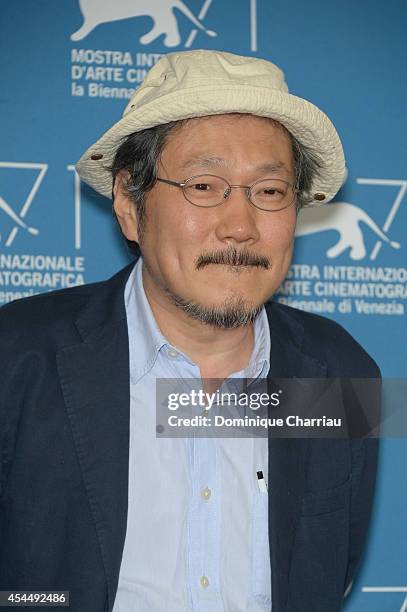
left=74, top=261, right=135, bottom=343
left=57, top=259, right=326, bottom=612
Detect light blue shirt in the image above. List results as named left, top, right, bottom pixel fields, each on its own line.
left=112, top=258, right=272, bottom=611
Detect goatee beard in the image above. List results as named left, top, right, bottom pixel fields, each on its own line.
left=165, top=291, right=262, bottom=329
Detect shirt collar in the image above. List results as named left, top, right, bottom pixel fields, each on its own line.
left=125, top=257, right=167, bottom=384
left=244, top=305, right=271, bottom=380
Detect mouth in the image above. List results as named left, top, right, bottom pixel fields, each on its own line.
left=212, top=263, right=259, bottom=274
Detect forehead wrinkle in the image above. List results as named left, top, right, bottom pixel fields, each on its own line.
left=180, top=156, right=290, bottom=175
left=180, top=155, right=232, bottom=170
left=253, top=161, right=289, bottom=174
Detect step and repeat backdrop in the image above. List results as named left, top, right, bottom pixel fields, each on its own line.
left=1, top=1, right=406, bottom=610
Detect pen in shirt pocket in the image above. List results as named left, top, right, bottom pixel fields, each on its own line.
left=257, top=470, right=268, bottom=493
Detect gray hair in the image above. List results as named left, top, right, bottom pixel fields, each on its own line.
left=111, top=116, right=324, bottom=256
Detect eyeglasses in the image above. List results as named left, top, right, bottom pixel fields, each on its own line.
left=156, top=174, right=297, bottom=212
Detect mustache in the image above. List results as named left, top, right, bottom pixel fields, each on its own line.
left=196, top=246, right=271, bottom=270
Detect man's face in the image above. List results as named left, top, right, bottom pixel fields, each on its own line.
left=116, top=114, right=297, bottom=327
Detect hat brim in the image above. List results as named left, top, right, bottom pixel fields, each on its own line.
left=76, top=85, right=345, bottom=205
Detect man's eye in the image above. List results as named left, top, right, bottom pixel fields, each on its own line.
left=256, top=188, right=286, bottom=198
left=193, top=183, right=210, bottom=191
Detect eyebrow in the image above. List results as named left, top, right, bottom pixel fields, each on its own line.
left=180, top=155, right=289, bottom=175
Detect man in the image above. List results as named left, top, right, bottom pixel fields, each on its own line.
left=0, top=50, right=379, bottom=611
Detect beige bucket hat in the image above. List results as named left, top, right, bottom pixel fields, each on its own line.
left=76, top=49, right=345, bottom=205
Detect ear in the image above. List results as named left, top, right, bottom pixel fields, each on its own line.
left=113, top=170, right=140, bottom=243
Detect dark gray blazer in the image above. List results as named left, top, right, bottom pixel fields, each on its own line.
left=0, top=260, right=380, bottom=612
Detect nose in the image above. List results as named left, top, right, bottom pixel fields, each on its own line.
left=214, top=186, right=260, bottom=246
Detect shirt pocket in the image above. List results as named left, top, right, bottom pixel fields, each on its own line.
left=251, top=490, right=272, bottom=606
left=300, top=474, right=352, bottom=517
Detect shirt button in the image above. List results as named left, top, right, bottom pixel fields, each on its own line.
left=200, top=575, right=209, bottom=588
left=201, top=487, right=211, bottom=501
left=167, top=348, right=179, bottom=358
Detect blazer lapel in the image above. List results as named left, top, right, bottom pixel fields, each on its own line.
left=56, top=261, right=135, bottom=612
left=266, top=302, right=327, bottom=612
